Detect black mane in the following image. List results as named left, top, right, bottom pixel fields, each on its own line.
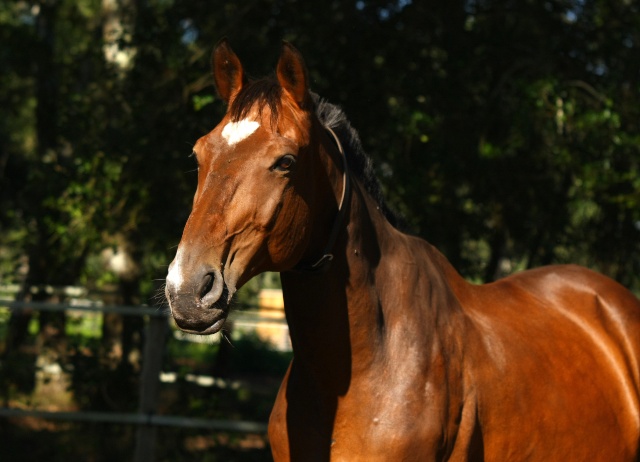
left=228, top=78, right=401, bottom=229
left=311, top=93, right=401, bottom=229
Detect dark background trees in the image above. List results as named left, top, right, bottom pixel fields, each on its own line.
left=1, top=0, right=639, bottom=298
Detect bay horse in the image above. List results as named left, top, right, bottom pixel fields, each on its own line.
left=165, top=39, right=640, bottom=461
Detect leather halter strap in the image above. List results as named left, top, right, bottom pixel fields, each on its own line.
left=292, top=127, right=351, bottom=273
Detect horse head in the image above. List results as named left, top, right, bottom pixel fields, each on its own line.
left=165, top=40, right=344, bottom=334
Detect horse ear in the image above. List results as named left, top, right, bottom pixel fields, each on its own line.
left=212, top=38, right=245, bottom=105
left=276, top=41, right=310, bottom=108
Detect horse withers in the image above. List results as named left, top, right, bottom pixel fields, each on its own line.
left=165, top=40, right=640, bottom=461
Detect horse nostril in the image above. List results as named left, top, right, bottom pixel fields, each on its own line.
left=195, top=269, right=225, bottom=308
left=199, top=273, right=215, bottom=300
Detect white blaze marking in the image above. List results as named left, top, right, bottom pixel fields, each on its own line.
left=221, top=119, right=260, bottom=145
left=166, top=249, right=184, bottom=290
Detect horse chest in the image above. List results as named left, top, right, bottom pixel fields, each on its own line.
left=328, top=410, right=442, bottom=461
left=270, top=371, right=455, bottom=461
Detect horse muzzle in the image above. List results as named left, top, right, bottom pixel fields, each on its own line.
left=165, top=266, right=232, bottom=335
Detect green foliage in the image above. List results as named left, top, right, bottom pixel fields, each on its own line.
left=0, top=0, right=639, bottom=295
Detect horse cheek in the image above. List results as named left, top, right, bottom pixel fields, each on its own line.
left=269, top=196, right=311, bottom=269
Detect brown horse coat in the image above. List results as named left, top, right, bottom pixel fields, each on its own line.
left=165, top=40, right=640, bottom=461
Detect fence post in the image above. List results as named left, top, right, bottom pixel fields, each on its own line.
left=133, top=314, right=167, bottom=462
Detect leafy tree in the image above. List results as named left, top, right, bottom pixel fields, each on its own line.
left=1, top=0, right=639, bottom=340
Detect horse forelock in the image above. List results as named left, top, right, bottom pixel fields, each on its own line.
left=229, top=78, right=283, bottom=128
left=227, top=77, right=308, bottom=141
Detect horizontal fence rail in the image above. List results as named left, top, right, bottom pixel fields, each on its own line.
left=0, top=408, right=268, bottom=433
left=0, top=299, right=287, bottom=324
left=0, top=296, right=288, bottom=462
left=0, top=299, right=168, bottom=316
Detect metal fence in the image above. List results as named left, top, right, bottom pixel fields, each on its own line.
left=0, top=298, right=288, bottom=462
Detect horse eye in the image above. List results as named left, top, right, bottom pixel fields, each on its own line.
left=273, top=154, right=296, bottom=172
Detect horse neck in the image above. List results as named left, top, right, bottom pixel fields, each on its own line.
left=280, top=176, right=467, bottom=394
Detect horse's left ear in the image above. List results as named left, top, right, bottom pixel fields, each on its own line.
left=277, top=41, right=310, bottom=108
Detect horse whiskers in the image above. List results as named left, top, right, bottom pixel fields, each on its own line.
left=151, top=282, right=168, bottom=305
left=219, top=329, right=234, bottom=347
